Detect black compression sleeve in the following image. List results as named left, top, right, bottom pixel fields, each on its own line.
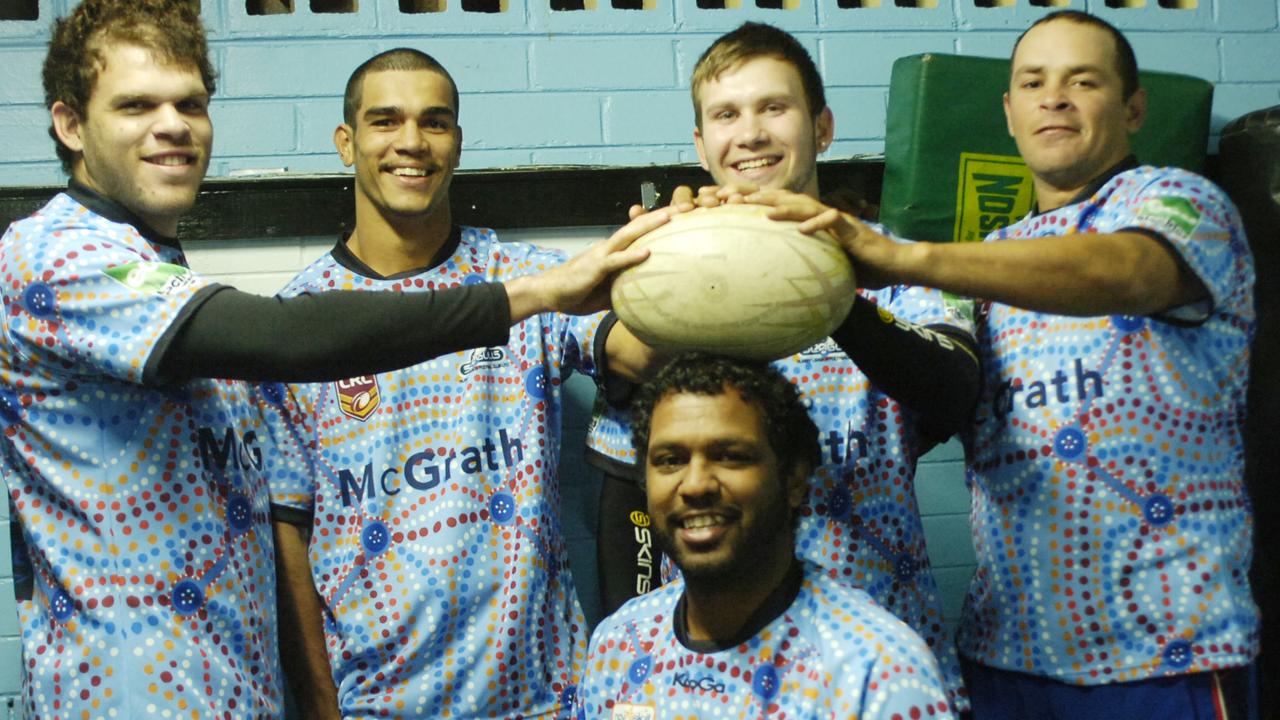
left=154, top=283, right=511, bottom=385
left=830, top=294, right=981, bottom=441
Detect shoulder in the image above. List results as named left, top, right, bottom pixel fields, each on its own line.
left=461, top=226, right=569, bottom=269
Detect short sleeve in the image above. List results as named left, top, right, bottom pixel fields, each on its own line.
left=0, top=201, right=216, bottom=385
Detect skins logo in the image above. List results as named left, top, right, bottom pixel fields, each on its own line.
left=460, top=347, right=507, bottom=375
left=335, top=376, right=380, bottom=421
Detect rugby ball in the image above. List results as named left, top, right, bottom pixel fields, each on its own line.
left=611, top=203, right=855, bottom=361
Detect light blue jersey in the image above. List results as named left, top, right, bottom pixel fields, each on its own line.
left=961, top=165, right=1259, bottom=684
left=272, top=227, right=600, bottom=718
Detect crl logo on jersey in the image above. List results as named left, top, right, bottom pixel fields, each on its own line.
left=460, top=347, right=507, bottom=375
left=335, top=376, right=380, bottom=421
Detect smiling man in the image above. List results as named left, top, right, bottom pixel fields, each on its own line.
left=756, top=11, right=1259, bottom=719
left=2, top=3, right=662, bottom=717
left=588, top=22, right=978, bottom=712
left=576, top=353, right=953, bottom=719
left=268, top=48, right=665, bottom=719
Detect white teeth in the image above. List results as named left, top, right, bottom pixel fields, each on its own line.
left=682, top=515, right=725, bottom=529
left=152, top=156, right=190, bottom=166
left=391, top=167, right=428, bottom=177
left=735, top=158, right=775, bottom=171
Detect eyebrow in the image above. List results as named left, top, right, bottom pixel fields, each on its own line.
left=363, top=105, right=456, bottom=119
left=1013, top=64, right=1106, bottom=76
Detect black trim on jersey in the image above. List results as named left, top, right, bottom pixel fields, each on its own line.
left=271, top=502, right=314, bottom=528
left=674, top=560, right=804, bottom=653
left=329, top=225, right=463, bottom=280
left=65, top=181, right=181, bottom=249
left=585, top=447, right=644, bottom=482
left=154, top=281, right=511, bottom=385
left=1031, top=154, right=1140, bottom=217
left=831, top=294, right=980, bottom=443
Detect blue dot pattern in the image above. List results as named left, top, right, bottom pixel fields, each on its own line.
left=576, top=564, right=954, bottom=719
left=960, top=166, right=1259, bottom=685
left=0, top=193, right=314, bottom=717
left=586, top=247, right=975, bottom=708
left=271, top=227, right=595, bottom=718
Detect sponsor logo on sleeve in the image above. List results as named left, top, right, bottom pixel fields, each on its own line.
left=102, top=261, right=197, bottom=296
left=335, top=375, right=381, bottom=421
left=1137, top=196, right=1201, bottom=238
left=611, top=704, right=656, bottom=720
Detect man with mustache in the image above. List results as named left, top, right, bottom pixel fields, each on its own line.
left=753, top=11, right=1259, bottom=719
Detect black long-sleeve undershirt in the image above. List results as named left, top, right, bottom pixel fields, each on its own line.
left=152, top=282, right=511, bottom=385
left=831, top=294, right=980, bottom=442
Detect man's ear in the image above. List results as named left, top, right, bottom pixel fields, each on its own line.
left=1125, top=88, right=1148, bottom=134
left=1003, top=91, right=1014, bottom=137
left=51, top=101, right=85, bottom=154
left=333, top=123, right=355, bottom=167
left=693, top=126, right=710, bottom=173
left=814, top=106, right=834, bottom=153
left=786, top=462, right=810, bottom=511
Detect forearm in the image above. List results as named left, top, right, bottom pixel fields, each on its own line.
left=603, top=317, right=666, bottom=384
left=831, top=296, right=979, bottom=439
left=274, top=520, right=341, bottom=720
left=156, top=283, right=511, bottom=384
left=885, top=232, right=1204, bottom=316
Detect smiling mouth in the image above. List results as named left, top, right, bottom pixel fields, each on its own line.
left=146, top=154, right=196, bottom=167
left=681, top=513, right=729, bottom=530
left=732, top=157, right=779, bottom=172
left=387, top=167, right=434, bottom=177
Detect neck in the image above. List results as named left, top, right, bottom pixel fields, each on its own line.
left=682, top=541, right=796, bottom=643
left=348, top=200, right=453, bottom=276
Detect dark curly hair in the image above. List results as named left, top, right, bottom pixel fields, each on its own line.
left=43, top=0, right=217, bottom=172
left=630, top=353, right=821, bottom=479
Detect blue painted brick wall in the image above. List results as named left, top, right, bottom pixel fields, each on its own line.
left=1, top=0, right=1277, bottom=708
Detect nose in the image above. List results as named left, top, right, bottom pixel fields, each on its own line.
left=152, top=103, right=191, bottom=140
left=735, top=112, right=768, bottom=148
left=1039, top=79, right=1072, bottom=112
left=678, top=456, right=720, bottom=503
left=393, top=120, right=428, bottom=154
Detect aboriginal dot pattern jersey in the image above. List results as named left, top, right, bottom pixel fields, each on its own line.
left=0, top=190, right=311, bottom=719
left=575, top=563, right=955, bottom=719
left=586, top=259, right=974, bottom=707
left=959, top=166, right=1259, bottom=684
left=272, top=227, right=595, bottom=719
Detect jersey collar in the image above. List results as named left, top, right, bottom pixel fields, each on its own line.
left=331, top=225, right=463, bottom=280
left=1032, top=154, right=1140, bottom=216
left=673, top=560, right=804, bottom=653
left=65, top=180, right=181, bottom=248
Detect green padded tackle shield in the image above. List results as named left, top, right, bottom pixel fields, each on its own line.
left=880, top=53, right=1214, bottom=244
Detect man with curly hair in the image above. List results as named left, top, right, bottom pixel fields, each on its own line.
left=576, top=353, right=954, bottom=719
left=3, top=1, right=662, bottom=715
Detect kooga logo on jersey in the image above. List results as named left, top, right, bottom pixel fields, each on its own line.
left=336, top=429, right=525, bottom=506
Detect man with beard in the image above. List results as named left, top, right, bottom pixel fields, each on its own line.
left=575, top=353, right=953, bottom=719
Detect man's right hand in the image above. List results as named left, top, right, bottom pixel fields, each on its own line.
left=504, top=206, right=677, bottom=323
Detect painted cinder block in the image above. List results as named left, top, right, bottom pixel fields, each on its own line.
left=221, top=41, right=380, bottom=98
left=463, top=92, right=602, bottom=147
left=532, top=38, right=676, bottom=91
left=417, top=39, right=532, bottom=94
left=0, top=637, right=20, bottom=695
left=1212, top=1, right=1279, bottom=33
left=818, top=2, right=958, bottom=32
left=955, top=1, right=1081, bottom=32
left=1212, top=82, right=1280, bottom=135
left=457, top=147, right=535, bottom=169
left=1088, top=0, right=1213, bottom=32
left=956, top=32, right=1016, bottom=61
left=0, top=162, right=62, bottom=188
left=931, top=564, right=974, bottom=623
left=295, top=99, right=342, bottom=157
left=603, top=91, right=692, bottom=145
left=0, top=106, right=55, bottom=164
left=823, top=34, right=956, bottom=88
left=0, top=0, right=53, bottom=40
left=209, top=100, right=298, bottom=156
left=223, top=0, right=379, bottom=37
left=824, top=86, right=888, bottom=139
left=0, top=580, right=17, bottom=637
left=675, top=1, right=820, bottom=34
left=914, top=461, right=972, bottom=517
left=375, top=0, right=531, bottom=35
left=529, top=0, right=678, bottom=34
left=214, top=153, right=343, bottom=178
left=0, top=48, right=44, bottom=105
left=1222, top=33, right=1280, bottom=84
left=1129, top=32, right=1219, bottom=81
left=920, top=436, right=965, bottom=463
left=922, top=513, right=978, bottom=568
